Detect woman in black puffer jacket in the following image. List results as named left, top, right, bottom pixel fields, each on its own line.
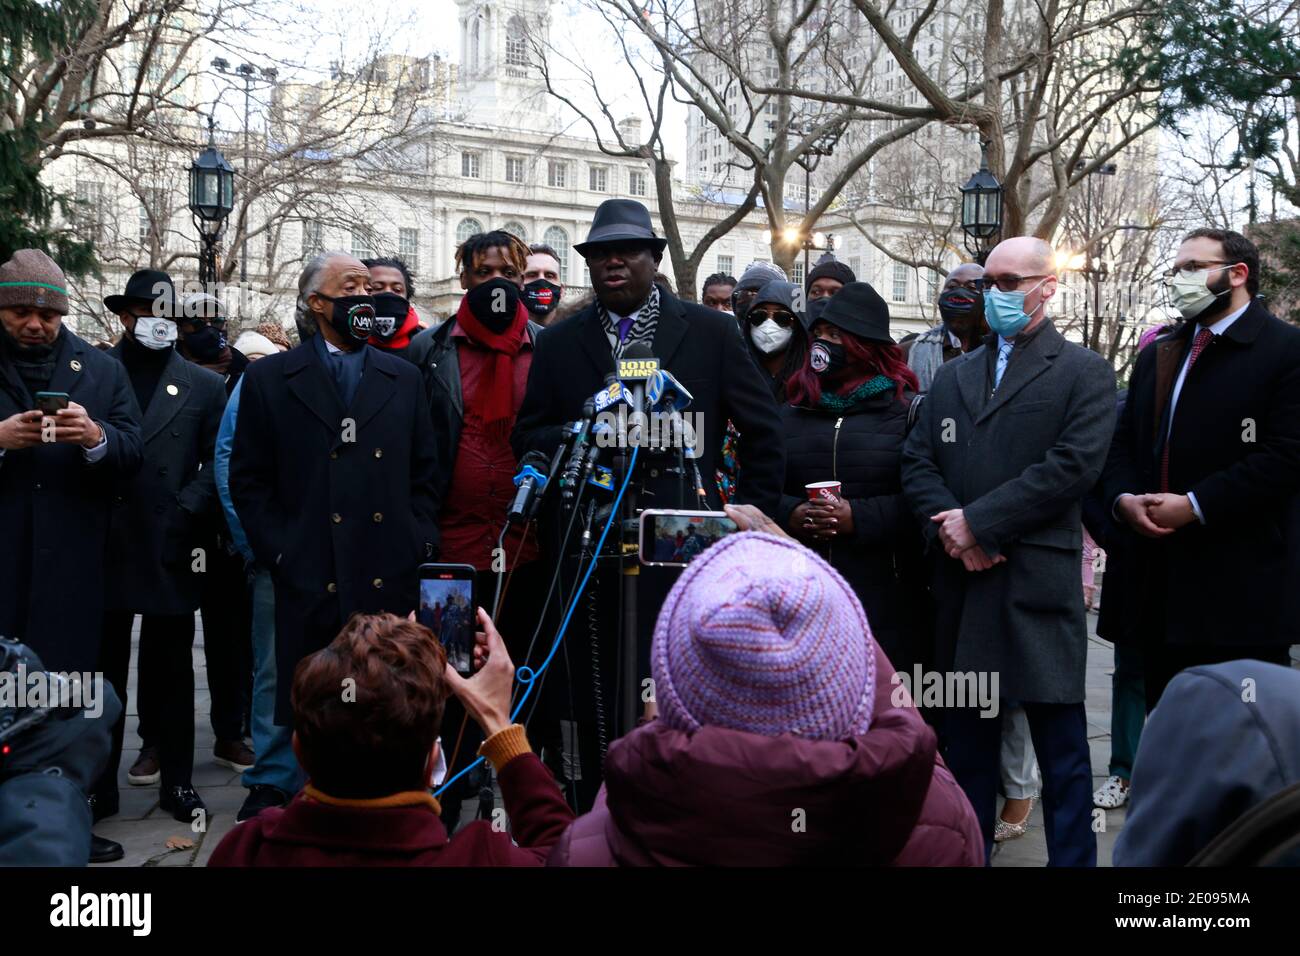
left=777, top=281, right=929, bottom=672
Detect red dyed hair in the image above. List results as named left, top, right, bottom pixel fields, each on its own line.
left=787, top=326, right=919, bottom=406
left=291, top=612, right=450, bottom=799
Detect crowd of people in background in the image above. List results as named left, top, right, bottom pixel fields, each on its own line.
left=2, top=198, right=1299, bottom=868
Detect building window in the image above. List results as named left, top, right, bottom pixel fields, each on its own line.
left=138, top=188, right=163, bottom=246
left=628, top=170, right=647, bottom=197
left=543, top=226, right=569, bottom=281
left=848, top=256, right=860, bottom=278
left=589, top=165, right=608, bottom=192
left=456, top=217, right=484, bottom=245
left=925, top=268, right=939, bottom=303
left=461, top=150, right=481, bottom=178
left=717, top=254, right=733, bottom=276
left=892, top=262, right=909, bottom=303
left=547, top=160, right=568, bottom=188
left=793, top=261, right=805, bottom=286
left=351, top=227, right=373, bottom=259
left=506, top=17, right=529, bottom=67
left=501, top=220, right=528, bottom=242
left=399, top=227, right=419, bottom=272
left=301, top=220, right=323, bottom=257
left=74, top=179, right=104, bottom=244
left=505, top=155, right=526, bottom=184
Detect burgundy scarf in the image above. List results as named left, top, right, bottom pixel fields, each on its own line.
left=453, top=297, right=529, bottom=441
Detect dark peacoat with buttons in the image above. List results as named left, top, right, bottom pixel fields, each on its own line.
left=104, top=344, right=227, bottom=616
left=227, top=338, right=441, bottom=722
left=0, top=327, right=143, bottom=673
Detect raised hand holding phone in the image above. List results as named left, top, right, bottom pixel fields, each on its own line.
left=443, top=608, right=515, bottom=739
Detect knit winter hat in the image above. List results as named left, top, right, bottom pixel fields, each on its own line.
left=806, top=253, right=856, bottom=292
left=735, top=260, right=790, bottom=293
left=0, top=249, right=70, bottom=315
left=652, top=531, right=876, bottom=740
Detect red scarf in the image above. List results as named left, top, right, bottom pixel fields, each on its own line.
left=453, top=297, right=529, bottom=441
left=369, top=306, right=423, bottom=351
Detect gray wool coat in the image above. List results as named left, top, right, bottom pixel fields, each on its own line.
left=901, top=319, right=1116, bottom=703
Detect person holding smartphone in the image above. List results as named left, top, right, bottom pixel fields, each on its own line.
left=0, top=249, right=144, bottom=864
left=209, top=609, right=575, bottom=866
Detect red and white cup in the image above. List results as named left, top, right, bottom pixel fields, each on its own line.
left=806, top=481, right=842, bottom=504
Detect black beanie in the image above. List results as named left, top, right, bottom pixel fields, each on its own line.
left=805, top=254, right=856, bottom=292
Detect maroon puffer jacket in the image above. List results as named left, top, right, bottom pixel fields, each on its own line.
left=547, top=643, right=982, bottom=866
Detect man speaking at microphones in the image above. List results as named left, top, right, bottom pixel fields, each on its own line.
left=511, top=199, right=784, bottom=809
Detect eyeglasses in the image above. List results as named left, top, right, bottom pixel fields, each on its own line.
left=1161, top=260, right=1236, bottom=282
left=747, top=309, right=797, bottom=328
left=976, top=274, right=1049, bottom=293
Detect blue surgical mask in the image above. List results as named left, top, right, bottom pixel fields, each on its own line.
left=983, top=278, right=1047, bottom=338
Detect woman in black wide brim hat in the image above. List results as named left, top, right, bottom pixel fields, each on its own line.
left=776, top=281, right=930, bottom=675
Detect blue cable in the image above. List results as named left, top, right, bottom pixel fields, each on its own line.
left=434, top=446, right=639, bottom=798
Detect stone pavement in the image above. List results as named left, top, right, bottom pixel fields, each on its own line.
left=92, top=613, right=1129, bottom=867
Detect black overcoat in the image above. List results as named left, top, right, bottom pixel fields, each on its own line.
left=103, top=345, right=226, bottom=615
left=228, top=340, right=441, bottom=721
left=0, top=328, right=143, bottom=672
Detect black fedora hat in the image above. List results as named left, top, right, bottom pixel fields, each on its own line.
left=816, top=281, right=894, bottom=344
left=574, top=199, right=668, bottom=257
left=104, top=269, right=177, bottom=318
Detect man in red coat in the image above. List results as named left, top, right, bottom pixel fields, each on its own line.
left=209, top=610, right=574, bottom=866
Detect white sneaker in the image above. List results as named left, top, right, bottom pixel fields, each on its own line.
left=1093, top=775, right=1130, bottom=809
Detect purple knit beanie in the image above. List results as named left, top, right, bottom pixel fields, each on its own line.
left=651, top=531, right=876, bottom=740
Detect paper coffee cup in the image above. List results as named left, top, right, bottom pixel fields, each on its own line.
left=806, top=481, right=842, bottom=503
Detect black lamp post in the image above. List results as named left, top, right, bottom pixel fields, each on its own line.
left=959, top=140, right=1003, bottom=265
left=189, top=117, right=235, bottom=289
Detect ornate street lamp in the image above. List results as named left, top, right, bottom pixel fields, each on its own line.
left=959, top=140, right=1003, bottom=264
left=189, top=117, right=235, bottom=288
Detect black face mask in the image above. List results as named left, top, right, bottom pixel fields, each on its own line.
left=938, top=289, right=984, bottom=334
left=806, top=296, right=831, bottom=327
left=523, top=279, right=562, bottom=318
left=466, top=277, right=521, bottom=334
left=316, top=293, right=376, bottom=348
left=183, top=323, right=227, bottom=362
left=809, top=339, right=847, bottom=378
left=371, top=293, right=409, bottom=341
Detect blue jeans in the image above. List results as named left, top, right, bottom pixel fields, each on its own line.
left=241, top=568, right=303, bottom=795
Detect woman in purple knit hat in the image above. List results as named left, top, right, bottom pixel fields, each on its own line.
left=547, top=505, right=983, bottom=867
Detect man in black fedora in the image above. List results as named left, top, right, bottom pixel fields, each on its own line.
left=511, top=198, right=784, bottom=810
left=96, top=267, right=229, bottom=831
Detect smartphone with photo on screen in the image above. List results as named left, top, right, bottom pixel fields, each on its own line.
left=638, top=509, right=740, bottom=567
left=417, top=563, right=478, bottom=677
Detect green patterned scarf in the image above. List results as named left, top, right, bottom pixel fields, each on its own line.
left=817, top=374, right=895, bottom=412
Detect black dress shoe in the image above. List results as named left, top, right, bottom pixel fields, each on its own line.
left=159, top=784, right=207, bottom=824
left=237, top=784, right=289, bottom=822
left=88, top=793, right=119, bottom=824
left=89, top=835, right=124, bottom=863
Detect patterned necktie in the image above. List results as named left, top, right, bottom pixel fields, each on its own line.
left=993, top=339, right=1014, bottom=390
left=1160, top=327, right=1215, bottom=492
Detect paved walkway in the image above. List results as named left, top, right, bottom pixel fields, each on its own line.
left=92, top=614, right=1129, bottom=866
